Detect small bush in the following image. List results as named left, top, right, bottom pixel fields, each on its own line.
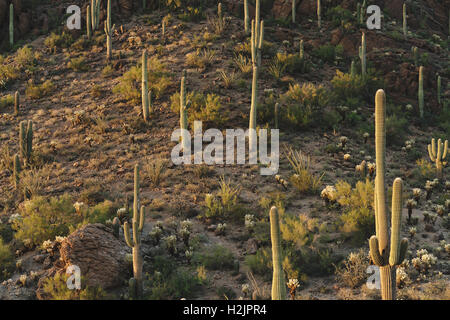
left=0, top=238, right=14, bottom=281
left=67, top=57, right=89, bottom=72
left=193, top=245, right=235, bottom=270
left=0, top=94, right=14, bottom=110
left=25, top=80, right=55, bottom=99
left=42, top=273, right=107, bottom=300
left=286, top=147, right=324, bottom=195
left=335, top=249, right=369, bottom=288
left=44, top=32, right=74, bottom=52
left=186, top=49, right=217, bottom=70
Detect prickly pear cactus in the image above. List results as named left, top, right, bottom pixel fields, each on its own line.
left=369, top=89, right=408, bottom=300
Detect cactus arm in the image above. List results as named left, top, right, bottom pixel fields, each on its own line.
left=428, top=143, right=436, bottom=162
left=124, top=222, right=135, bottom=247
left=442, top=140, right=448, bottom=160
left=369, top=235, right=385, bottom=266
left=389, top=178, right=403, bottom=266
left=138, top=206, right=145, bottom=232
left=133, top=220, right=140, bottom=245
left=133, top=164, right=140, bottom=222
left=375, top=89, right=388, bottom=258
left=398, top=238, right=408, bottom=263
left=244, top=0, right=249, bottom=34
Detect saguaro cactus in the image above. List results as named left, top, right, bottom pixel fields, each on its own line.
left=86, top=5, right=91, bottom=39
left=403, top=3, right=407, bottom=39
left=141, top=50, right=150, bottom=122
left=369, top=89, right=408, bottom=300
left=274, top=103, right=279, bottom=129
left=428, top=138, right=448, bottom=179
left=418, top=66, right=424, bottom=118
left=317, top=0, right=321, bottom=28
left=9, top=4, right=13, bottom=47
left=104, top=0, right=115, bottom=60
left=14, top=91, right=19, bottom=116
left=123, top=164, right=146, bottom=299
left=270, top=206, right=286, bottom=300
left=412, top=46, right=419, bottom=66
left=359, top=33, right=367, bottom=77
left=180, top=70, right=190, bottom=154
left=299, top=39, right=304, bottom=59
left=19, top=120, right=32, bottom=166
left=292, top=0, right=296, bottom=24
left=91, top=0, right=100, bottom=31
left=350, top=60, right=356, bottom=78
left=13, top=154, right=20, bottom=189
left=244, top=0, right=249, bottom=34
left=437, top=75, right=441, bottom=105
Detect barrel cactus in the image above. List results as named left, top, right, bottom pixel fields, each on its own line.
left=369, top=89, right=408, bottom=300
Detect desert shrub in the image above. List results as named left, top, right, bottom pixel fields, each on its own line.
left=280, top=83, right=331, bottom=129
left=67, top=57, right=89, bottom=72
left=334, top=249, right=369, bottom=288
left=385, top=114, right=408, bottom=146
left=70, top=37, right=91, bottom=51
left=25, top=80, right=55, bottom=99
left=193, top=245, right=235, bottom=270
left=280, top=214, right=318, bottom=247
left=79, top=184, right=108, bottom=205
left=84, top=200, right=118, bottom=224
left=331, top=70, right=364, bottom=100
left=113, top=56, right=172, bottom=103
left=44, top=32, right=74, bottom=52
left=335, top=179, right=375, bottom=244
left=0, top=238, right=14, bottom=281
left=286, top=147, right=324, bottom=195
left=0, top=223, right=13, bottom=243
left=0, top=94, right=14, bottom=110
left=178, top=6, right=205, bottom=22
left=186, top=48, right=217, bottom=69
left=144, top=158, right=168, bottom=187
left=42, top=273, right=107, bottom=300
left=245, top=247, right=272, bottom=278
left=170, top=91, right=227, bottom=126
left=0, top=55, right=19, bottom=88
left=12, top=194, right=81, bottom=246
left=326, top=6, right=355, bottom=27
left=312, top=44, right=343, bottom=63
left=233, top=54, right=252, bottom=74
left=16, top=45, right=37, bottom=69
left=275, top=52, right=309, bottom=75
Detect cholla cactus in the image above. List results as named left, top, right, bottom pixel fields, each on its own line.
left=123, top=164, right=146, bottom=299
left=321, top=185, right=337, bottom=204
left=405, top=199, right=417, bottom=222
left=242, top=283, right=250, bottom=297
left=408, top=226, right=416, bottom=238
left=424, top=180, right=436, bottom=200
left=367, top=162, right=376, bottom=178
left=363, top=132, right=369, bottom=144
left=245, top=214, right=255, bottom=230
left=165, top=235, right=177, bottom=255
left=339, top=136, right=348, bottom=149
left=185, top=249, right=193, bottom=264
left=149, top=226, right=162, bottom=244
left=73, top=202, right=86, bottom=215
left=179, top=227, right=190, bottom=246
left=412, top=249, right=437, bottom=273
left=270, top=206, right=286, bottom=300
left=434, top=205, right=446, bottom=217
left=216, top=223, right=227, bottom=235
left=412, top=188, right=422, bottom=203
left=427, top=138, right=448, bottom=179
left=369, top=89, right=408, bottom=300
left=355, top=160, right=367, bottom=178
left=286, top=278, right=299, bottom=300
left=343, top=153, right=351, bottom=161
left=275, top=175, right=288, bottom=189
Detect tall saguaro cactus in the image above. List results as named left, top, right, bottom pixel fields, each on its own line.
left=292, top=0, right=296, bottom=24
left=437, top=75, right=441, bottom=105
left=418, top=66, right=424, bottom=118
left=369, top=89, right=408, bottom=300
left=359, top=33, right=367, bottom=77
left=244, top=0, right=249, bottom=34
left=14, top=91, right=19, bottom=116
left=9, top=4, right=14, bottom=47
left=86, top=5, right=92, bottom=39
left=403, top=3, right=407, bottom=39
left=104, top=0, right=115, bottom=60
left=19, top=120, right=33, bottom=166
left=124, top=164, right=146, bottom=299
left=13, top=154, right=20, bottom=189
left=270, top=206, right=286, bottom=300
left=142, top=50, right=150, bottom=122
left=428, top=138, right=448, bottom=179
left=317, top=0, right=321, bottom=28
left=91, top=0, right=100, bottom=31
left=249, top=0, right=264, bottom=158
left=180, top=70, right=190, bottom=154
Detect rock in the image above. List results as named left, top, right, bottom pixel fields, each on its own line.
left=58, top=224, right=130, bottom=289
left=33, top=254, right=47, bottom=263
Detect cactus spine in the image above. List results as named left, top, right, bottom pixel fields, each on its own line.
left=403, top=3, right=407, bottom=39
left=9, top=4, right=13, bottom=48
left=104, top=0, right=115, bottom=60
left=437, top=75, right=441, bottom=105
left=123, top=164, right=146, bottom=299
left=14, top=91, right=19, bottom=116
left=13, top=154, right=20, bottom=189
left=270, top=206, right=286, bottom=300
left=360, top=33, right=366, bottom=77
left=317, top=0, right=321, bottom=28
left=369, top=89, right=408, bottom=300
left=86, top=5, right=91, bottom=39
left=428, top=138, right=448, bottom=179
left=180, top=70, right=190, bottom=154
left=418, top=66, right=424, bottom=118
left=142, top=50, right=150, bottom=122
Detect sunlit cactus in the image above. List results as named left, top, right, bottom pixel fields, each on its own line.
left=359, top=33, right=366, bottom=77
left=270, top=206, right=286, bottom=300
left=86, top=4, right=91, bottom=39
left=317, top=0, right=321, bottom=28
left=104, top=0, right=115, bottom=60
left=244, top=0, right=249, bottom=34
left=14, top=91, right=19, bottom=116
left=418, top=66, right=424, bottom=118
left=428, top=138, right=448, bottom=179
left=369, top=89, right=408, bottom=300
left=180, top=70, right=190, bottom=154
left=13, top=153, right=20, bottom=189
left=142, top=50, right=150, bottom=122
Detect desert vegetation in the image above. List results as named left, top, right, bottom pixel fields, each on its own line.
left=0, top=0, right=448, bottom=301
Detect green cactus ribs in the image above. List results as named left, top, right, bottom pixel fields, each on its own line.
left=428, top=138, right=448, bottom=179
